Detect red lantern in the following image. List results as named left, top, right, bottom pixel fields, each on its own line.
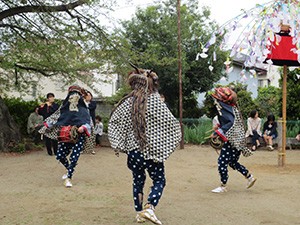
left=266, top=32, right=300, bottom=66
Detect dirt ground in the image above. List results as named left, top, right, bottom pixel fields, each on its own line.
left=1, top=145, right=300, bottom=225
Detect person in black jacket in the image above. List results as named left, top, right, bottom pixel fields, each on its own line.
left=262, top=114, right=278, bottom=151
left=85, top=91, right=96, bottom=125
left=38, top=93, right=59, bottom=156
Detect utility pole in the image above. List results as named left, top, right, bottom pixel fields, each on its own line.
left=177, top=0, right=184, bottom=149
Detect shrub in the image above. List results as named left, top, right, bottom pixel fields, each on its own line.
left=3, top=97, right=63, bottom=136
left=10, top=143, right=26, bottom=153
left=102, top=116, right=109, bottom=133
left=3, top=97, right=41, bottom=136
left=183, top=118, right=212, bottom=144
left=255, top=86, right=281, bottom=119
left=286, top=121, right=300, bottom=138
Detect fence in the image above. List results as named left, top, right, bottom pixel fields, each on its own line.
left=101, top=117, right=299, bottom=147
left=182, top=118, right=300, bottom=147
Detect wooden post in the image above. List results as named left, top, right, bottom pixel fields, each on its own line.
left=279, top=65, right=287, bottom=166
left=177, top=0, right=184, bottom=149
left=277, top=117, right=283, bottom=165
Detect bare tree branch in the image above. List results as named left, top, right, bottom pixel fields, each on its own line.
left=0, top=23, right=46, bottom=39
left=0, top=0, right=88, bottom=22
left=14, top=63, right=53, bottom=77
left=0, top=0, right=115, bottom=86
left=66, top=9, right=83, bottom=32
left=17, top=13, right=48, bottom=36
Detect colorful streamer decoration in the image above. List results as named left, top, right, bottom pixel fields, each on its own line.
left=199, top=0, right=300, bottom=70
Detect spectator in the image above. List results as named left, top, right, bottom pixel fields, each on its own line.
left=82, top=90, right=96, bottom=154
left=85, top=91, right=96, bottom=125
left=262, top=114, right=278, bottom=151
left=27, top=107, right=43, bottom=145
left=94, top=115, right=103, bottom=148
left=38, top=93, right=59, bottom=156
left=159, top=93, right=170, bottom=108
left=245, top=110, right=262, bottom=151
left=160, top=94, right=165, bottom=102
left=296, top=131, right=300, bottom=142
left=212, top=115, right=219, bottom=130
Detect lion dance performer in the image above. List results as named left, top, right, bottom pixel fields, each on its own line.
left=210, top=87, right=257, bottom=193
left=108, top=66, right=181, bottom=224
left=39, top=85, right=91, bottom=188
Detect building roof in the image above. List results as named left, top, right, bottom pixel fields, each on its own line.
left=232, top=53, right=267, bottom=76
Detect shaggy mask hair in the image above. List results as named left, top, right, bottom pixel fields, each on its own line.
left=112, top=67, right=159, bottom=150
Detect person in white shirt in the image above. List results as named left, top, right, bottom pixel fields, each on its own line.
left=245, top=110, right=262, bottom=151
left=296, top=131, right=300, bottom=141
left=94, top=115, right=103, bottom=147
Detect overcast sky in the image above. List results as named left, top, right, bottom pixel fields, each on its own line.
left=109, top=0, right=271, bottom=25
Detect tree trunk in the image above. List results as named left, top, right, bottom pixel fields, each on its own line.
left=0, top=96, right=21, bottom=151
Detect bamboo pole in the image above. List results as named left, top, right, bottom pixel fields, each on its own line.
left=177, top=0, right=184, bottom=149
left=278, top=65, right=287, bottom=166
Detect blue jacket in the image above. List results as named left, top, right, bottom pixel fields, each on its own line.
left=45, top=91, right=91, bottom=136
left=215, top=101, right=235, bottom=142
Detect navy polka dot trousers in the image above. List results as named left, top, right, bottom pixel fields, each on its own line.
left=218, top=142, right=249, bottom=185
left=56, top=135, right=85, bottom=179
left=127, top=150, right=166, bottom=212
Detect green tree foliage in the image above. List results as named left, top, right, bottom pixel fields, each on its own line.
left=202, top=82, right=256, bottom=120
left=232, top=83, right=257, bottom=119
left=202, top=94, right=217, bottom=119
left=105, top=85, right=131, bottom=105
left=112, top=0, right=227, bottom=117
left=0, top=0, right=117, bottom=94
left=281, top=68, right=300, bottom=120
left=256, top=68, right=300, bottom=121
left=255, top=86, right=281, bottom=119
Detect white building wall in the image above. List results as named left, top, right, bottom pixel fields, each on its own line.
left=197, top=64, right=280, bottom=107
left=93, top=73, right=118, bottom=97
left=266, top=65, right=281, bottom=87
left=8, top=73, right=119, bottom=101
